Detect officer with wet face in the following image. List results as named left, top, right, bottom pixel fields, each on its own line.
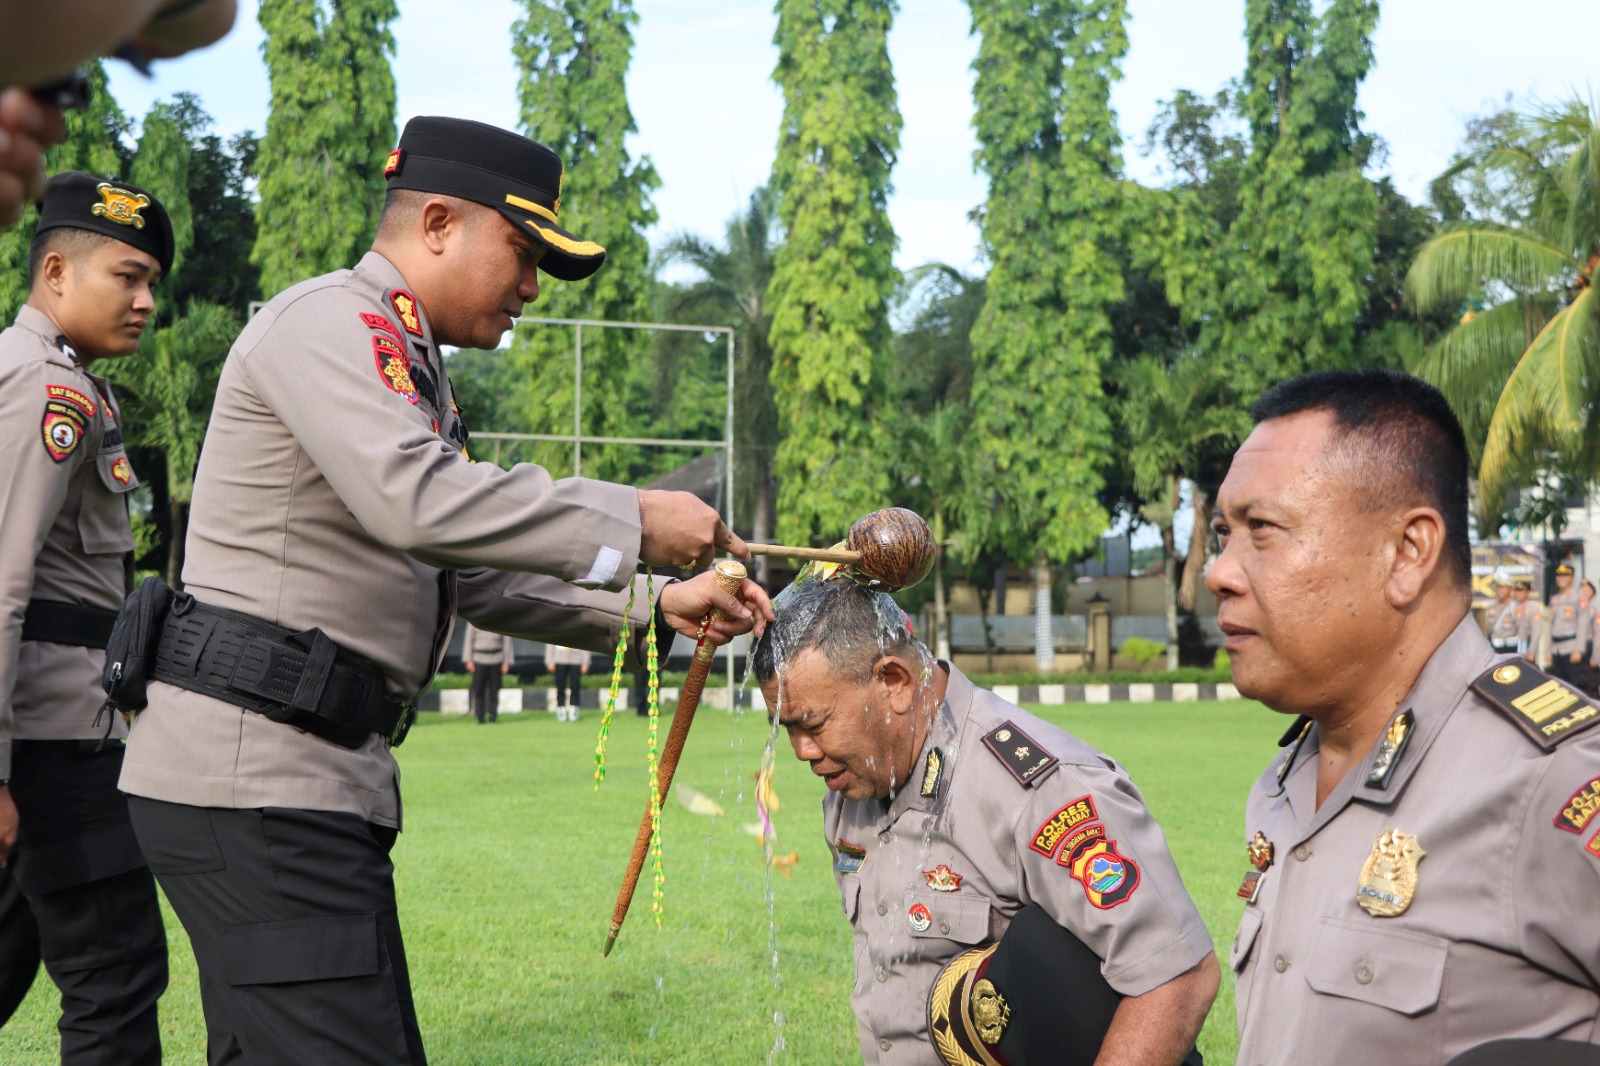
left=0, top=172, right=171, bottom=1062
left=755, top=578, right=1218, bottom=1066
left=112, top=117, right=772, bottom=1064
left=1208, top=370, right=1600, bottom=1066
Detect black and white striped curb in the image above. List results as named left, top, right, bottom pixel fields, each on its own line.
left=418, top=680, right=1243, bottom=715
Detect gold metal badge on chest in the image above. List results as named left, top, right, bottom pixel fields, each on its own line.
left=1357, top=828, right=1425, bottom=917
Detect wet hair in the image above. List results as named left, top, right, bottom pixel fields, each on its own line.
left=27, top=227, right=117, bottom=287
left=751, top=577, right=914, bottom=684
left=1251, top=369, right=1472, bottom=586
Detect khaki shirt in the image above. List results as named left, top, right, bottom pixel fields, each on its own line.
left=1233, top=615, right=1600, bottom=1066
left=121, top=252, right=652, bottom=826
left=543, top=644, right=589, bottom=668
left=1550, top=589, right=1588, bottom=654
left=0, top=305, right=140, bottom=776
left=1513, top=600, right=1535, bottom=649
left=825, top=664, right=1212, bottom=1065
left=461, top=623, right=513, bottom=666
left=1486, top=600, right=1520, bottom=648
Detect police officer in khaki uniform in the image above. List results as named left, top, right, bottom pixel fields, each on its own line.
left=459, top=621, right=513, bottom=723
left=1484, top=573, right=1520, bottom=654
left=1209, top=370, right=1600, bottom=1066
left=1513, top=577, right=1536, bottom=658
left=0, top=172, right=170, bottom=1063
left=755, top=578, right=1218, bottom=1066
left=544, top=642, right=589, bottom=721
left=114, top=117, right=771, bottom=1065
left=1547, top=563, right=1588, bottom=685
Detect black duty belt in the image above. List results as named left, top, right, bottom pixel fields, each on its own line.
left=23, top=599, right=118, bottom=649
left=151, top=595, right=414, bottom=749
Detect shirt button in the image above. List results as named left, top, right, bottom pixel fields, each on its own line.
left=876, top=901, right=888, bottom=916
left=1355, top=961, right=1374, bottom=985
left=1273, top=955, right=1290, bottom=973
left=879, top=1039, right=892, bottom=1052
left=939, top=921, right=951, bottom=935
left=1293, top=844, right=1312, bottom=862
left=874, top=964, right=888, bottom=983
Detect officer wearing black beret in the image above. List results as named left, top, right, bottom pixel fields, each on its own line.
left=116, top=117, right=763, bottom=1063
left=0, top=171, right=171, bottom=1063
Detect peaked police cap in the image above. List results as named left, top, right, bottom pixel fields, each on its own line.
left=35, top=171, right=175, bottom=276
left=383, top=116, right=605, bottom=282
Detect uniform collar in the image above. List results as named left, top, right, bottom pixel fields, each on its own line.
left=355, top=251, right=439, bottom=354
left=885, top=661, right=968, bottom=822
left=1290, top=612, right=1494, bottom=836
left=13, top=304, right=86, bottom=369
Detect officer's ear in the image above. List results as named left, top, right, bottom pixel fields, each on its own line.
left=417, top=196, right=463, bottom=255
left=35, top=248, right=70, bottom=296
left=872, top=655, right=919, bottom=716
left=1387, top=505, right=1448, bottom=609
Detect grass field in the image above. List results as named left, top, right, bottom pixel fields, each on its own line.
left=0, top=698, right=1282, bottom=1065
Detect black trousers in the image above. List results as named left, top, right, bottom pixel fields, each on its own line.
left=0, top=740, right=166, bottom=1065
left=553, top=663, right=581, bottom=707
left=128, top=798, right=426, bottom=1066
left=469, top=664, right=502, bottom=722
left=631, top=664, right=650, bottom=716
left=0, top=863, right=40, bottom=1024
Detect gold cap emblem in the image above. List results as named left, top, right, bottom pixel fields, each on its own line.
left=90, top=183, right=149, bottom=229
left=971, top=978, right=1010, bottom=1045
left=1357, top=828, right=1425, bottom=917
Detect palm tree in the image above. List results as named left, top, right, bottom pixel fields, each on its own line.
left=657, top=187, right=781, bottom=575
left=1116, top=353, right=1247, bottom=669
left=1409, top=99, right=1600, bottom=511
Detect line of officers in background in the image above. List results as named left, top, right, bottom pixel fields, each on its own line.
left=1485, top=563, right=1600, bottom=694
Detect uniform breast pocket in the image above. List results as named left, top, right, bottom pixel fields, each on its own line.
left=77, top=450, right=137, bottom=556
left=1305, top=916, right=1448, bottom=1017
left=906, top=891, right=990, bottom=946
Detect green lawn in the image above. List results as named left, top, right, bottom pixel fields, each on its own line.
left=0, top=699, right=1281, bottom=1064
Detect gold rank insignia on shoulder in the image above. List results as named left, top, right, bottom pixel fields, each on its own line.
left=921, top=747, right=943, bottom=798
left=1472, top=662, right=1600, bottom=751
left=980, top=721, right=1057, bottom=788
left=1357, top=828, right=1424, bottom=917
left=90, top=182, right=149, bottom=229
left=1365, top=709, right=1414, bottom=790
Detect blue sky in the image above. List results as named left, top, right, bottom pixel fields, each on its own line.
left=108, top=0, right=1600, bottom=279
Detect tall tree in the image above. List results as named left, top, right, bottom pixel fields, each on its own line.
left=0, top=62, right=129, bottom=323
left=767, top=0, right=901, bottom=544
left=1409, top=99, right=1600, bottom=515
left=508, top=0, right=659, bottom=484
left=657, top=186, right=781, bottom=562
left=129, top=103, right=195, bottom=291
left=1199, top=0, right=1381, bottom=392
left=964, top=0, right=1126, bottom=670
left=252, top=0, right=397, bottom=298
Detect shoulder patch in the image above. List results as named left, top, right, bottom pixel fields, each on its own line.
left=1587, top=829, right=1600, bottom=862
left=372, top=337, right=419, bottom=405
left=1029, top=794, right=1099, bottom=858
left=360, top=311, right=403, bottom=342
left=980, top=721, right=1057, bottom=788
left=1471, top=662, right=1600, bottom=751
left=388, top=289, right=423, bottom=337
left=1554, top=775, right=1600, bottom=835
left=46, top=383, right=96, bottom=419
left=1065, top=829, right=1140, bottom=909
left=41, top=404, right=86, bottom=462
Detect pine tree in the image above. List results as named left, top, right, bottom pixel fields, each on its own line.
left=0, top=63, right=129, bottom=322
left=507, top=0, right=659, bottom=484
left=963, top=0, right=1126, bottom=668
left=252, top=0, right=397, bottom=298
left=766, top=0, right=901, bottom=544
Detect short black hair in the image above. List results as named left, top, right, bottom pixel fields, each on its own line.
left=752, top=578, right=915, bottom=684
left=27, top=226, right=117, bottom=287
left=1251, top=369, right=1472, bottom=585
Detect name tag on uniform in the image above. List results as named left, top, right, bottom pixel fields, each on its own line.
left=834, top=839, right=865, bottom=875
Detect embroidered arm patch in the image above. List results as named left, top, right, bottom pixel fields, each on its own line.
left=1554, top=775, right=1600, bottom=835
left=372, top=336, right=420, bottom=405
left=980, top=721, right=1057, bottom=788
left=40, top=383, right=92, bottom=462
left=1471, top=662, right=1599, bottom=751
left=1029, top=794, right=1099, bottom=858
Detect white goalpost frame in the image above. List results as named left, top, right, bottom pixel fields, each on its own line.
left=473, top=316, right=740, bottom=705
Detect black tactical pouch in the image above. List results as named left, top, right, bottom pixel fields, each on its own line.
left=101, top=576, right=174, bottom=713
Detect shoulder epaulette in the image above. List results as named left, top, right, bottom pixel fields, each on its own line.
left=980, top=720, right=1057, bottom=788
left=1471, top=661, right=1600, bottom=751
